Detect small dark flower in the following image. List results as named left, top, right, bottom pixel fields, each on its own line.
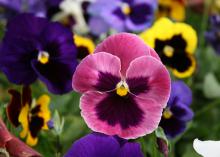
left=206, top=15, right=220, bottom=55
left=159, top=81, right=194, bottom=138
left=7, top=86, right=51, bottom=146
left=0, top=117, right=42, bottom=157
left=0, top=13, right=78, bottom=94
left=64, top=133, right=144, bottom=157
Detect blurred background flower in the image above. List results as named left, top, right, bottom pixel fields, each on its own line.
left=88, top=0, right=157, bottom=36
left=159, top=81, right=193, bottom=138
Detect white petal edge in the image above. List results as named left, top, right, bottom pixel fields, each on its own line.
left=193, top=138, right=220, bottom=157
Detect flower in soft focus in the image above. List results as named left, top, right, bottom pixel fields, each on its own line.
left=0, top=0, right=62, bottom=20
left=53, top=0, right=93, bottom=34
left=206, top=15, right=220, bottom=55
left=74, top=35, right=95, bottom=60
left=0, top=117, right=42, bottom=157
left=7, top=86, right=51, bottom=146
left=140, top=18, right=198, bottom=78
left=159, top=81, right=194, bottom=138
left=88, top=0, right=157, bottom=36
left=157, top=0, right=186, bottom=21
left=72, top=33, right=171, bottom=139
left=64, top=133, right=144, bottom=157
left=0, top=13, right=78, bottom=94
left=193, top=139, right=220, bottom=157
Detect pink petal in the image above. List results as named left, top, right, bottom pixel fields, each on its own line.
left=0, top=118, right=12, bottom=147
left=6, top=136, right=42, bottom=157
left=72, top=52, right=121, bottom=93
left=80, top=91, right=163, bottom=139
left=126, top=56, right=171, bottom=108
left=95, top=33, right=160, bottom=76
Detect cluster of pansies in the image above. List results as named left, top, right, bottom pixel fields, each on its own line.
left=0, top=0, right=219, bottom=157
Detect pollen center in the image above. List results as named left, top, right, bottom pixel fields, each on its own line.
left=116, top=81, right=129, bottom=97
left=121, top=3, right=131, bottom=15
left=163, top=45, right=174, bottom=58
left=38, top=51, right=49, bottom=64
left=163, top=108, right=172, bottom=119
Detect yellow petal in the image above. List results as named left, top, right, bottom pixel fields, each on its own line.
left=26, top=132, right=38, bottom=146
left=18, top=104, right=29, bottom=138
left=74, top=35, right=95, bottom=55
left=37, top=95, right=51, bottom=129
left=172, top=55, right=196, bottom=78
left=170, top=1, right=185, bottom=21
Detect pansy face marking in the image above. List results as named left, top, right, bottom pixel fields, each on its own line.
left=140, top=18, right=198, bottom=78
left=73, top=33, right=171, bottom=139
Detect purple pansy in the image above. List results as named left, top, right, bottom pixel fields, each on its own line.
left=206, top=15, right=220, bottom=55
left=159, top=81, right=194, bottom=138
left=0, top=13, right=77, bottom=94
left=64, top=133, right=144, bottom=157
left=0, top=0, right=62, bottom=19
left=88, top=0, right=157, bottom=35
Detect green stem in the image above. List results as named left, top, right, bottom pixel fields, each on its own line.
left=55, top=135, right=62, bottom=157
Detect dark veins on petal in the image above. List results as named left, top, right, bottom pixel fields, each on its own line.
left=155, top=34, right=192, bottom=72
left=96, top=93, right=144, bottom=129
left=94, top=72, right=121, bottom=92
left=126, top=77, right=149, bottom=95
left=29, top=116, right=44, bottom=138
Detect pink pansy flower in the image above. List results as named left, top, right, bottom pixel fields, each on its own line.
left=72, top=33, right=171, bottom=139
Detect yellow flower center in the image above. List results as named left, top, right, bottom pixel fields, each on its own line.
left=38, top=51, right=49, bottom=64
left=163, top=108, right=172, bottom=119
left=116, top=81, right=129, bottom=97
left=121, top=3, right=131, bottom=15
left=163, top=45, right=174, bottom=58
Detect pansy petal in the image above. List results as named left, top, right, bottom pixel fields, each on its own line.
left=159, top=117, right=186, bottom=138
left=168, top=81, right=192, bottom=106
left=7, top=89, right=22, bottom=127
left=0, top=118, right=12, bottom=147
left=6, top=136, right=42, bottom=157
left=22, top=86, right=32, bottom=107
left=193, top=139, right=220, bottom=157
left=171, top=101, right=194, bottom=122
left=119, top=142, right=144, bottom=157
left=126, top=56, right=170, bottom=108
left=80, top=91, right=163, bottom=139
left=94, top=33, right=160, bottom=76
left=72, top=52, right=121, bottom=93
left=64, top=133, right=120, bottom=157
left=31, top=59, right=77, bottom=94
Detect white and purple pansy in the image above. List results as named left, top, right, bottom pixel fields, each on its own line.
left=88, top=0, right=157, bottom=35
left=72, top=33, right=171, bottom=139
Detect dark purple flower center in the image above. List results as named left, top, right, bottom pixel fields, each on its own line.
left=93, top=72, right=150, bottom=129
